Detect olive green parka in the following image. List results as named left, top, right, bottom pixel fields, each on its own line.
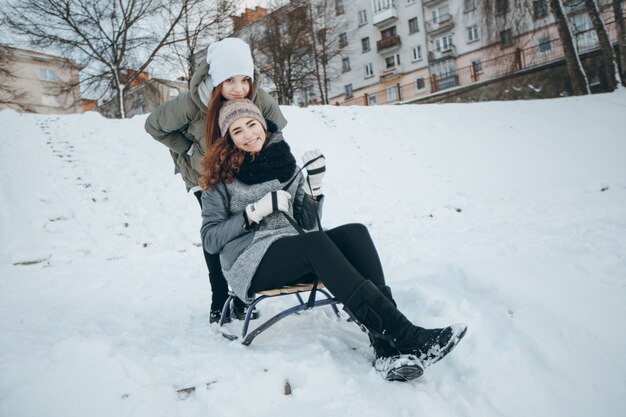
left=144, top=61, right=287, bottom=191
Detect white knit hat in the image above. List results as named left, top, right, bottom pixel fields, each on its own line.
left=205, top=38, right=254, bottom=87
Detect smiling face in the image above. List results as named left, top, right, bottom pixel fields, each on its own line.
left=221, top=75, right=251, bottom=101
left=228, top=116, right=266, bottom=154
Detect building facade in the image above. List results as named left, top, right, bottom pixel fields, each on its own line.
left=96, top=71, right=188, bottom=118
left=328, top=0, right=624, bottom=105
left=0, top=45, right=83, bottom=114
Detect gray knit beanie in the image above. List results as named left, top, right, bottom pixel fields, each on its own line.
left=219, top=99, right=267, bottom=137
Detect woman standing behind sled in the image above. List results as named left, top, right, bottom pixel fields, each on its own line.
left=145, top=38, right=286, bottom=323
left=199, top=99, right=467, bottom=382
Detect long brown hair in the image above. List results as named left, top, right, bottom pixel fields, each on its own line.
left=199, top=79, right=253, bottom=189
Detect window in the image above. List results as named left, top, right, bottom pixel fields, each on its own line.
left=467, top=25, right=479, bottom=42
left=385, top=54, right=401, bottom=68
left=406, top=0, right=417, bottom=4
left=373, top=0, right=396, bottom=13
left=386, top=86, right=398, bottom=102
left=538, top=35, right=552, bottom=53
left=571, top=13, right=598, bottom=49
left=412, top=45, right=422, bottom=61
left=431, top=59, right=456, bottom=78
left=496, top=0, right=509, bottom=14
left=342, top=57, right=351, bottom=72
left=409, top=17, right=419, bottom=34
left=40, top=68, right=57, bottom=81
left=339, top=32, right=348, bottom=48
left=358, top=9, right=367, bottom=25
left=435, top=34, right=453, bottom=52
left=471, top=59, right=483, bottom=74
left=41, top=94, right=60, bottom=106
left=344, top=83, right=353, bottom=98
left=385, top=55, right=396, bottom=68
left=430, top=59, right=458, bottom=89
left=381, top=26, right=397, bottom=39
left=432, top=4, right=449, bottom=24
left=464, top=0, right=475, bottom=12
left=367, top=93, right=377, bottom=106
left=365, top=63, right=374, bottom=77
left=362, top=37, right=371, bottom=52
left=335, top=0, right=344, bottom=16
left=317, top=28, right=327, bottom=43
left=533, top=0, right=548, bottom=19
left=571, top=13, right=592, bottom=33
left=415, top=77, right=425, bottom=91
left=500, top=29, right=513, bottom=47
left=305, top=86, right=315, bottom=102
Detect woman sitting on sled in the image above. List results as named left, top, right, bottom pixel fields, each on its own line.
left=199, top=99, right=467, bottom=381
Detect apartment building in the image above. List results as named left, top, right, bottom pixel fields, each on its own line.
left=97, top=70, right=188, bottom=118
left=329, top=0, right=623, bottom=105
left=0, top=45, right=83, bottom=114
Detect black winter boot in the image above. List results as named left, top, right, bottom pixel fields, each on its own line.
left=377, top=285, right=397, bottom=306
left=374, top=284, right=467, bottom=367
left=395, top=324, right=467, bottom=368
left=209, top=306, right=231, bottom=324
left=368, top=332, right=423, bottom=381
left=232, top=298, right=260, bottom=321
left=344, top=280, right=467, bottom=371
left=344, top=281, right=423, bottom=381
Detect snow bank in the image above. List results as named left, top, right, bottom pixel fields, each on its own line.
left=1, top=92, right=625, bottom=417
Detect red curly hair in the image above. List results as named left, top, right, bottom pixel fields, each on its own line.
left=199, top=80, right=253, bottom=190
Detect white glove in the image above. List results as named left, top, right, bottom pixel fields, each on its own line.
left=245, top=190, right=291, bottom=224
left=302, top=149, right=326, bottom=196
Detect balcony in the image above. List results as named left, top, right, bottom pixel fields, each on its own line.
left=372, top=5, right=398, bottom=27
left=426, top=13, right=454, bottom=36
left=563, top=0, right=586, bottom=13
left=432, top=72, right=459, bottom=92
left=377, top=35, right=401, bottom=53
left=428, top=44, right=457, bottom=61
left=380, top=66, right=402, bottom=80
left=423, top=0, right=447, bottom=6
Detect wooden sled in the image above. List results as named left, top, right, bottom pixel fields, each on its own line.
left=218, top=282, right=341, bottom=346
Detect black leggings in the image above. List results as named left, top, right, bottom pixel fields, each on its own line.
left=250, top=223, right=386, bottom=302
left=194, top=191, right=229, bottom=307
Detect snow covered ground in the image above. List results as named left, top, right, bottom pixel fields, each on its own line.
left=1, top=91, right=625, bottom=417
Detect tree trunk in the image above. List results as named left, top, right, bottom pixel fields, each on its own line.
left=584, top=0, right=618, bottom=90
left=613, top=0, right=626, bottom=85
left=117, top=84, right=126, bottom=119
left=322, top=59, right=329, bottom=104
left=187, top=53, right=196, bottom=88
left=550, top=0, right=590, bottom=95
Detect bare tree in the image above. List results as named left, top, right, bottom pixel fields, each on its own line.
left=0, top=45, right=32, bottom=111
left=582, top=0, right=620, bottom=90
left=299, top=0, right=346, bottom=104
left=613, top=0, right=626, bottom=85
left=255, top=2, right=313, bottom=105
left=0, top=0, right=195, bottom=118
left=479, top=0, right=538, bottom=52
left=166, top=0, right=236, bottom=85
left=550, top=0, right=591, bottom=94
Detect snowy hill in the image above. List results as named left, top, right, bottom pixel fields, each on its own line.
left=1, top=92, right=625, bottom=417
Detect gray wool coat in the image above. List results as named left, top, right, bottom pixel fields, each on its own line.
left=200, top=135, right=323, bottom=302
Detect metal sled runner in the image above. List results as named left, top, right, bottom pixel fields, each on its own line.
left=218, top=282, right=341, bottom=346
